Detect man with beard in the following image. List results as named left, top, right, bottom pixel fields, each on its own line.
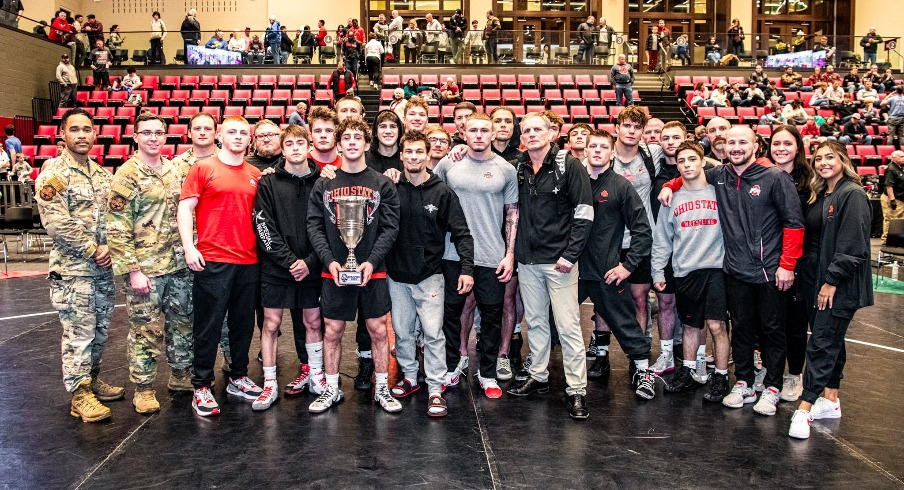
left=704, top=117, right=730, bottom=164
left=246, top=120, right=283, bottom=171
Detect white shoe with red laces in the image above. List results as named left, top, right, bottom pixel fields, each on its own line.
left=252, top=383, right=278, bottom=411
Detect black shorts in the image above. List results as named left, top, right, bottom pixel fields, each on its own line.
left=674, top=268, right=727, bottom=328
left=321, top=278, right=391, bottom=321
left=620, top=249, right=652, bottom=285
left=261, top=281, right=321, bottom=310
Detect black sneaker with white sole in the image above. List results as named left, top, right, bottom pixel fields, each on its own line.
left=633, top=369, right=657, bottom=400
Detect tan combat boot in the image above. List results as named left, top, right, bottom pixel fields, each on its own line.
left=167, top=369, right=193, bottom=392
left=71, top=379, right=112, bottom=423
left=133, top=387, right=160, bottom=414
left=91, top=377, right=125, bottom=401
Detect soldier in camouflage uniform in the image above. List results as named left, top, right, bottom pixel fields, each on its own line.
left=35, top=108, right=124, bottom=423
left=107, top=112, right=194, bottom=414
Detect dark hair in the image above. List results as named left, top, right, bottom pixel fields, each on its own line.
left=675, top=140, right=704, bottom=159
left=87, top=14, right=95, bottom=19
left=127, top=67, right=136, bottom=73
left=59, top=108, right=93, bottom=130
left=400, top=130, right=430, bottom=152
left=3, top=124, right=14, bottom=135
left=336, top=117, right=372, bottom=144
left=771, top=124, right=813, bottom=194
left=134, top=111, right=167, bottom=133
left=587, top=128, right=615, bottom=146
left=152, top=11, right=161, bottom=18
left=110, top=24, right=119, bottom=31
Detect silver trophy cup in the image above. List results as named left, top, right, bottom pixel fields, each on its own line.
left=335, top=196, right=367, bottom=285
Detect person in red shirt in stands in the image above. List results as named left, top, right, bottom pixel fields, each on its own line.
left=177, top=115, right=264, bottom=417
left=328, top=62, right=356, bottom=98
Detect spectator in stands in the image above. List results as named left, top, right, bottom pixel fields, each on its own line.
left=760, top=96, right=787, bottom=125
left=316, top=20, right=328, bottom=60
left=814, top=36, right=836, bottom=66
left=242, top=27, right=252, bottom=53
left=288, top=102, right=308, bottom=127
left=122, top=67, right=141, bottom=92
left=879, top=69, right=898, bottom=94
left=694, top=126, right=709, bottom=152
left=750, top=65, right=768, bottom=90
left=56, top=53, right=77, bottom=108
left=485, top=11, right=501, bottom=63
left=646, top=25, right=664, bottom=72
left=82, top=14, right=104, bottom=47
left=827, top=80, right=846, bottom=108
left=295, top=25, right=316, bottom=64
left=48, top=12, right=73, bottom=47
left=706, top=81, right=729, bottom=107
left=4, top=125, right=21, bottom=164
left=843, top=67, right=863, bottom=94
left=657, top=19, right=672, bottom=65
left=820, top=114, right=841, bottom=141
left=596, top=18, right=615, bottom=64
left=782, top=98, right=808, bottom=125
left=704, top=36, right=721, bottom=64
left=800, top=117, right=825, bottom=147
left=402, top=20, right=423, bottom=64
left=857, top=80, right=880, bottom=107
left=882, top=151, right=904, bottom=244
left=279, top=26, right=293, bottom=63
left=389, top=89, right=408, bottom=120
left=11, top=154, right=32, bottom=182
left=228, top=30, right=246, bottom=52
left=611, top=54, right=635, bottom=106
left=860, top=28, right=882, bottom=67
left=448, top=9, right=468, bottom=63
left=0, top=147, right=8, bottom=180
left=342, top=31, right=362, bottom=75
left=72, top=14, right=87, bottom=66
left=248, top=35, right=265, bottom=64
left=825, top=65, right=840, bottom=84
left=690, top=82, right=709, bottom=107
left=148, top=11, right=166, bottom=64
left=0, top=0, right=23, bottom=29
left=266, top=15, right=282, bottom=64
left=810, top=83, right=831, bottom=107
left=840, top=113, right=873, bottom=145
left=403, top=78, right=431, bottom=99
left=465, top=20, right=484, bottom=63
left=106, top=25, right=123, bottom=53
left=373, top=13, right=388, bottom=41
left=205, top=30, right=228, bottom=50
left=388, top=11, right=403, bottom=62
left=781, top=66, right=803, bottom=91
left=349, top=18, right=365, bottom=44
left=88, top=39, right=112, bottom=90
left=863, top=64, right=884, bottom=92
left=577, top=15, right=596, bottom=65
left=440, top=77, right=461, bottom=104
left=180, top=9, right=201, bottom=63
left=881, top=86, right=904, bottom=150
left=727, top=82, right=743, bottom=106
left=33, top=21, right=49, bottom=39
left=763, top=79, right=785, bottom=103
left=328, top=62, right=356, bottom=98
left=737, top=80, right=766, bottom=107
left=727, top=18, right=744, bottom=55
left=808, top=67, right=827, bottom=89
left=861, top=98, right=882, bottom=125
left=835, top=93, right=859, bottom=123
left=364, top=33, right=384, bottom=86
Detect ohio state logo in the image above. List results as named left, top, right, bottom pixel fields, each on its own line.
left=749, top=185, right=761, bottom=197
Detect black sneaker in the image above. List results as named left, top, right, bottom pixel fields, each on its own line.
left=568, top=394, right=589, bottom=420
left=703, top=372, right=730, bottom=402
left=585, top=334, right=598, bottom=361
left=354, top=357, right=374, bottom=391
left=587, top=354, right=610, bottom=379
left=633, top=369, right=656, bottom=400
left=514, top=353, right=533, bottom=382
left=665, top=366, right=696, bottom=393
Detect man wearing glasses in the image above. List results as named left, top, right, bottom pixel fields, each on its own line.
left=178, top=115, right=264, bottom=416
left=246, top=120, right=283, bottom=171
left=425, top=125, right=452, bottom=170
left=107, top=113, right=194, bottom=415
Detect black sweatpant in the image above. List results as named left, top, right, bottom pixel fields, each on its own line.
left=725, top=275, right=788, bottom=390
left=579, top=280, right=650, bottom=360
left=442, top=260, right=504, bottom=378
left=785, top=286, right=809, bottom=376
left=801, top=307, right=853, bottom=404
left=191, top=262, right=259, bottom=388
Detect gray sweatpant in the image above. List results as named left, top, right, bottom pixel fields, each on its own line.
left=389, top=275, right=446, bottom=394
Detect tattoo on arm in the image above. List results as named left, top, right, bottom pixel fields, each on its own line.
left=504, top=203, right=519, bottom=255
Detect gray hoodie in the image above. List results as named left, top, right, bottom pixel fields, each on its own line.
left=651, top=183, right=724, bottom=283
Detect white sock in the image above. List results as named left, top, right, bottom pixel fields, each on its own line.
left=696, top=344, right=706, bottom=359
left=634, top=359, right=649, bottom=371
left=375, top=372, right=388, bottom=387
left=683, top=360, right=695, bottom=369
left=513, top=324, right=521, bottom=334
left=325, top=373, right=340, bottom=389
left=661, top=339, right=673, bottom=352
left=716, top=368, right=728, bottom=375
left=263, top=366, right=277, bottom=385
left=357, top=349, right=372, bottom=359
left=600, top=345, right=610, bottom=354
left=306, top=342, right=324, bottom=372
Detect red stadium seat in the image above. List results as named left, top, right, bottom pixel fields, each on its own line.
left=570, top=106, right=590, bottom=123
left=176, top=144, right=192, bottom=154
left=87, top=145, right=104, bottom=165
left=502, top=89, right=521, bottom=105
left=178, top=106, right=200, bottom=124
left=258, top=75, right=277, bottom=90
left=460, top=74, right=478, bottom=89
left=592, top=75, right=610, bottom=88
left=20, top=145, right=37, bottom=163
left=189, top=90, right=209, bottom=106
left=198, top=75, right=217, bottom=91
left=696, top=106, right=716, bottom=125
left=141, top=75, right=159, bottom=90
left=179, top=75, right=199, bottom=90
left=209, top=90, right=230, bottom=107
left=736, top=107, right=757, bottom=124
left=201, top=106, right=222, bottom=122
left=382, top=74, right=399, bottom=89
left=557, top=75, right=576, bottom=90
left=96, top=125, right=121, bottom=145
left=95, top=107, right=115, bottom=124
left=159, top=106, right=179, bottom=124
left=217, top=74, right=237, bottom=92
left=716, top=107, right=739, bottom=124
left=483, top=89, right=502, bottom=106
left=160, top=75, right=180, bottom=90
left=277, top=75, right=296, bottom=90
left=540, top=75, right=557, bottom=90
left=169, top=90, right=190, bottom=107
left=244, top=106, right=264, bottom=123
left=292, top=90, right=311, bottom=105
left=522, top=89, right=542, bottom=106
left=318, top=74, right=332, bottom=89
left=33, top=125, right=57, bottom=146
left=499, top=74, right=517, bottom=89
left=480, top=75, right=498, bottom=89
left=856, top=166, right=877, bottom=175
left=581, top=89, right=600, bottom=106
left=148, top=90, right=170, bottom=107
left=264, top=106, right=285, bottom=123
left=87, top=91, right=108, bottom=107
left=272, top=89, right=291, bottom=106
left=313, top=89, right=333, bottom=106
left=421, top=74, right=439, bottom=86
left=518, top=74, right=536, bottom=89
left=462, top=89, right=481, bottom=103
left=160, top=145, right=176, bottom=160
left=105, top=144, right=131, bottom=167
left=545, top=89, right=564, bottom=107
left=575, top=74, right=592, bottom=90
left=251, top=90, right=272, bottom=106
left=224, top=106, right=243, bottom=118
left=164, top=124, right=187, bottom=145
left=238, top=75, right=258, bottom=90
left=589, top=106, right=608, bottom=124
left=296, top=74, right=316, bottom=90
left=232, top=89, right=252, bottom=106
left=108, top=91, right=128, bottom=107
left=563, top=89, right=582, bottom=106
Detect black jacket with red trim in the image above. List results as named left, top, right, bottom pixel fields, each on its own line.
left=664, top=157, right=804, bottom=283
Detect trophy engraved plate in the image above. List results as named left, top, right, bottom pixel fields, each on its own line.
left=335, top=196, right=367, bottom=285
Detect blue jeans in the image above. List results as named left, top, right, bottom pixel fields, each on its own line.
left=345, top=58, right=358, bottom=77
left=267, top=44, right=281, bottom=64
left=864, top=52, right=877, bottom=67
left=576, top=43, right=593, bottom=64
left=706, top=52, right=721, bottom=63
left=616, top=84, right=633, bottom=105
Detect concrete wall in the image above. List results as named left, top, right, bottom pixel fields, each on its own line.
left=0, top=25, right=64, bottom=118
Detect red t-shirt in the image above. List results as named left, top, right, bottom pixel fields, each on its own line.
left=180, top=156, right=261, bottom=264
left=309, top=152, right=341, bottom=169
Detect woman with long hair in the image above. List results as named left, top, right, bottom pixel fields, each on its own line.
left=788, top=140, right=873, bottom=439
left=770, top=125, right=813, bottom=402
left=727, top=18, right=744, bottom=55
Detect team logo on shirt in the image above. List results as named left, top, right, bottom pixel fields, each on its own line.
left=598, top=189, right=609, bottom=202
left=749, top=184, right=761, bottom=197
left=249, top=178, right=257, bottom=188
left=484, top=172, right=493, bottom=179
left=828, top=205, right=835, bottom=219
left=424, top=204, right=438, bottom=213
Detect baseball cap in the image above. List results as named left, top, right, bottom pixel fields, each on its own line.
left=852, top=113, right=861, bottom=118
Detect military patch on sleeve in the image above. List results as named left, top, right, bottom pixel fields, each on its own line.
left=38, top=175, right=67, bottom=201
left=109, top=195, right=127, bottom=211
left=40, top=185, right=57, bottom=200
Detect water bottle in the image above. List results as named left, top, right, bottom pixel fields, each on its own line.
left=893, top=262, right=900, bottom=282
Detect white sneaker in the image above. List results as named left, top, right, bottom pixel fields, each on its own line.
left=443, top=370, right=461, bottom=388
left=753, top=368, right=767, bottom=392
left=226, top=376, right=264, bottom=401
left=252, top=384, right=278, bottom=411
left=693, top=356, right=710, bottom=384
left=477, top=375, right=503, bottom=399
left=811, top=397, right=842, bottom=420
left=788, top=409, right=812, bottom=439
left=722, top=381, right=758, bottom=408
left=454, top=356, right=469, bottom=376
left=780, top=374, right=803, bottom=402
left=308, top=371, right=327, bottom=395
left=753, top=387, right=780, bottom=416
left=651, top=350, right=675, bottom=375
left=308, top=384, right=343, bottom=413
left=374, top=384, right=403, bottom=413
left=496, top=356, right=512, bottom=381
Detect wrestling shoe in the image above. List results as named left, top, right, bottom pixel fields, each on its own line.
left=309, top=384, right=344, bottom=413
left=375, top=384, right=403, bottom=413
left=703, top=372, right=730, bottom=402
left=284, top=364, right=311, bottom=396
left=651, top=350, right=675, bottom=375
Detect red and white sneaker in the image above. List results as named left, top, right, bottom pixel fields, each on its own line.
left=284, top=364, right=311, bottom=395
left=192, top=386, right=220, bottom=417
left=811, top=396, right=842, bottom=419
left=478, top=375, right=503, bottom=399
left=226, top=376, right=263, bottom=401
left=443, top=370, right=461, bottom=388
left=309, top=371, right=327, bottom=395
left=252, top=384, right=278, bottom=411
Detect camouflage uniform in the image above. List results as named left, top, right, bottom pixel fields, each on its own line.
left=173, top=148, right=231, bottom=361
left=35, top=149, right=116, bottom=393
left=107, top=154, right=193, bottom=386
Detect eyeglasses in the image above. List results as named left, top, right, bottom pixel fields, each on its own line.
left=137, top=131, right=165, bottom=138
left=256, top=133, right=279, bottom=140
left=428, top=137, right=450, bottom=146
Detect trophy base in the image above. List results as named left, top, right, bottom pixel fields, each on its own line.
left=338, top=271, right=363, bottom=286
